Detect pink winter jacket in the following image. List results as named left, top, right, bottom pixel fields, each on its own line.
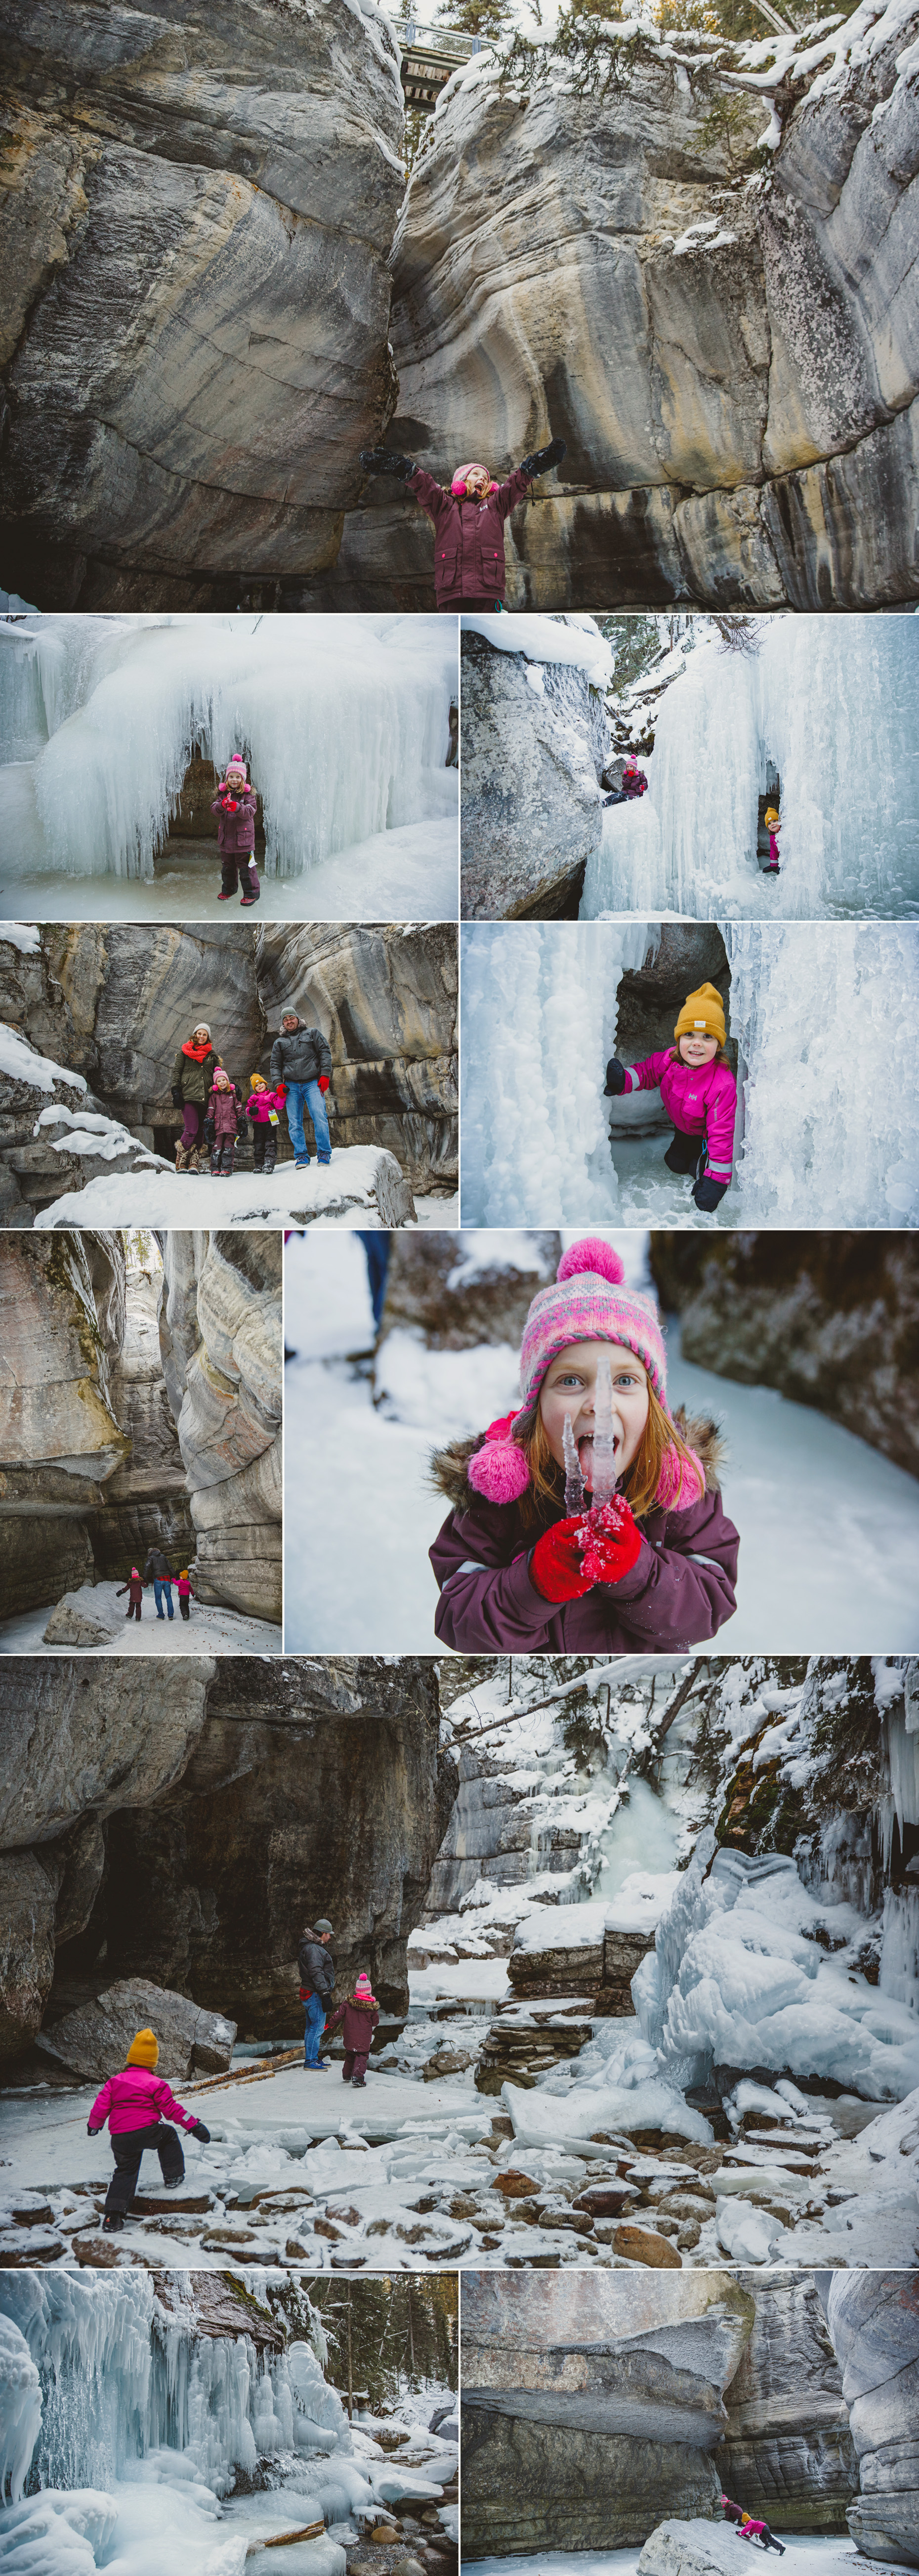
left=88, top=2065, right=198, bottom=2136
left=622, top=1052, right=737, bottom=1184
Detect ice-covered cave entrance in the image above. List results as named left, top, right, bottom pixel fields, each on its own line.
left=602, top=924, right=737, bottom=1216
left=756, top=760, right=781, bottom=873
left=153, top=742, right=266, bottom=880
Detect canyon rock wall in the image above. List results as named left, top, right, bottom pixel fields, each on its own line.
left=0, top=1655, right=457, bottom=2059
left=0, top=1232, right=128, bottom=1615
left=0, top=922, right=457, bottom=1199
left=257, top=921, right=458, bottom=1189
left=648, top=1234, right=919, bottom=1477
left=93, top=1267, right=196, bottom=1575
left=825, top=2272, right=919, bottom=2568
left=158, top=1231, right=282, bottom=1622
left=460, top=634, right=611, bottom=918
left=0, top=0, right=404, bottom=610
left=344, top=14, right=919, bottom=611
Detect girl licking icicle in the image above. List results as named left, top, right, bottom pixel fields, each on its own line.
left=357, top=442, right=567, bottom=608
left=430, top=1238, right=739, bottom=1652
left=604, top=981, right=737, bottom=1215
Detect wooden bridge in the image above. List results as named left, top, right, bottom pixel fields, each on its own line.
left=394, top=18, right=483, bottom=109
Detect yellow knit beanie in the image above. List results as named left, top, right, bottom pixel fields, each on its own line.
left=674, top=982, right=725, bottom=1046
left=126, top=2028, right=159, bottom=2069
left=764, top=807, right=780, bottom=826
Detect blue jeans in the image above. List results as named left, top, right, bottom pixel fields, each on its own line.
left=153, top=1579, right=173, bottom=1620
left=286, top=1080, right=330, bottom=1162
left=303, top=1992, right=328, bottom=2066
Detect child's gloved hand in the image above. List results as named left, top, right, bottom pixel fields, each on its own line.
left=604, top=1057, right=627, bottom=1096
left=87, top=2122, right=101, bottom=2136
left=692, top=1175, right=728, bottom=1213
left=318, top=1075, right=330, bottom=1093
left=531, top=1500, right=641, bottom=1603
left=519, top=438, right=567, bottom=476
left=190, top=2120, right=211, bottom=2143
left=360, top=449, right=417, bottom=481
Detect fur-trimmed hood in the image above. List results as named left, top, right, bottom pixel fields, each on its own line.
left=430, top=1408, right=726, bottom=1517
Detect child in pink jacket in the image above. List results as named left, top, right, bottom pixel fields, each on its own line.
left=87, top=2026, right=210, bottom=2230
left=246, top=1073, right=286, bottom=1176
left=604, top=981, right=736, bottom=1214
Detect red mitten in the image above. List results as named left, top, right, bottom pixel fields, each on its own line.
left=318, top=1075, right=330, bottom=1093
left=530, top=1514, right=596, bottom=1604
left=579, top=1497, right=642, bottom=1586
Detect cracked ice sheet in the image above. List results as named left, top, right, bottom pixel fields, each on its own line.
left=0, top=1584, right=280, bottom=1656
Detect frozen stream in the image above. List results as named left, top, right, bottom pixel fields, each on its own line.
left=284, top=1235, right=919, bottom=1653
left=1, top=816, right=459, bottom=925
left=464, top=2548, right=916, bottom=2576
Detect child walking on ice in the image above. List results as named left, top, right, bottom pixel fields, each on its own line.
left=430, top=1238, right=739, bottom=1653
left=212, top=754, right=260, bottom=905
left=604, top=982, right=737, bottom=1214
left=87, top=2026, right=211, bottom=2230
left=324, top=1971, right=380, bottom=2088
left=358, top=441, right=567, bottom=608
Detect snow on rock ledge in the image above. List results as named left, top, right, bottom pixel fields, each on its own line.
left=638, top=2518, right=756, bottom=2576
left=34, top=1144, right=418, bottom=1229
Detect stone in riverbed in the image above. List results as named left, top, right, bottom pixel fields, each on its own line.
left=36, top=1975, right=236, bottom=2081
left=42, top=1596, right=115, bottom=1648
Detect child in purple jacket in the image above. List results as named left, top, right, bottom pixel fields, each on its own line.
left=604, top=982, right=737, bottom=1214
left=87, top=2026, right=210, bottom=2230
left=430, top=1237, right=739, bottom=1655
left=324, top=1971, right=380, bottom=2088
left=357, top=441, right=567, bottom=609
left=204, top=1069, right=244, bottom=1176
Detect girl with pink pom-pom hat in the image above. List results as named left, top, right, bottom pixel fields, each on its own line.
left=429, top=1237, right=739, bottom=1653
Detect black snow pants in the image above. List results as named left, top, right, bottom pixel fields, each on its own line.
left=252, top=1129, right=277, bottom=1175
left=104, top=2122, right=185, bottom=2214
left=664, top=1129, right=703, bottom=1177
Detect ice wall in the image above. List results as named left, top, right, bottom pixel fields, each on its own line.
left=0, top=616, right=458, bottom=881
left=460, top=920, right=656, bottom=1223
left=581, top=620, right=919, bottom=921
left=724, top=921, right=919, bottom=1223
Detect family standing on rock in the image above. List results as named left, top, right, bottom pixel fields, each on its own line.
left=297, top=1921, right=379, bottom=2083
left=430, top=1237, right=739, bottom=1653
left=359, top=440, right=567, bottom=607
left=169, top=1012, right=333, bottom=1176
left=604, top=981, right=737, bottom=1214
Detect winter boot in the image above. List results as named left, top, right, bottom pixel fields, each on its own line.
left=210, top=1149, right=222, bottom=1175
left=240, top=863, right=260, bottom=907
left=263, top=1145, right=277, bottom=1176
left=175, top=1139, right=190, bottom=1174
left=351, top=2078, right=366, bottom=2088
left=102, top=2213, right=125, bottom=2233
left=188, top=1149, right=204, bottom=1175
left=218, top=863, right=238, bottom=902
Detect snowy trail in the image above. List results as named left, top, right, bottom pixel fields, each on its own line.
left=34, top=1144, right=423, bottom=1230
left=463, top=2548, right=914, bottom=2576
left=0, top=1586, right=281, bottom=1656
left=0, top=816, right=459, bottom=923
left=284, top=1234, right=919, bottom=1651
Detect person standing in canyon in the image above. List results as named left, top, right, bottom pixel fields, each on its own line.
left=357, top=440, right=567, bottom=608
left=204, top=1067, right=245, bottom=1178
left=142, top=1546, right=175, bottom=1619
left=116, top=1566, right=144, bottom=1621
left=603, top=981, right=737, bottom=1213
left=246, top=1072, right=286, bottom=1176
left=270, top=1012, right=333, bottom=1172
left=298, top=1919, right=336, bottom=2071
left=324, top=1970, right=380, bottom=2088
left=212, top=753, right=260, bottom=905
left=170, top=1022, right=222, bottom=1174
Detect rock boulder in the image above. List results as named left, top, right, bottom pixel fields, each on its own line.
left=36, top=1976, right=236, bottom=2081
left=158, top=1232, right=282, bottom=1622
left=42, top=1598, right=115, bottom=1649
left=460, top=633, right=608, bottom=918
left=826, top=2273, right=919, bottom=2568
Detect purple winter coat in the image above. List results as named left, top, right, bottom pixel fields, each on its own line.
left=207, top=1081, right=243, bottom=1136
left=409, top=467, right=533, bottom=606
left=623, top=1052, right=737, bottom=1186
left=429, top=1420, right=738, bottom=1653
left=211, top=786, right=257, bottom=853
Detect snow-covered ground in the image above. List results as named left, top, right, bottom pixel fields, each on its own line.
left=33, top=1144, right=424, bottom=1230
left=0, top=1584, right=281, bottom=1656
left=0, top=612, right=459, bottom=919
left=460, top=921, right=919, bottom=1228
left=283, top=1231, right=919, bottom=1653
left=0, top=2265, right=458, bottom=2576
left=464, top=2546, right=915, bottom=2576
left=579, top=619, right=919, bottom=922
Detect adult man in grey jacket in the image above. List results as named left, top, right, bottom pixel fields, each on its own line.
left=142, top=1546, right=174, bottom=1621
left=270, top=1012, right=333, bottom=1172
left=297, top=1918, right=335, bottom=2070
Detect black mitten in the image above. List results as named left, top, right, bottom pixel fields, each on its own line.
left=171, top=1087, right=183, bottom=1108
left=603, top=1057, right=627, bottom=1096
left=359, top=449, right=417, bottom=481
left=191, top=2120, right=211, bottom=2143
left=692, top=1175, right=728, bottom=1213
left=519, top=437, right=567, bottom=477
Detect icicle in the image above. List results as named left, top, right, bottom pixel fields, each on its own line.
left=563, top=1413, right=585, bottom=1516
left=590, top=1354, right=619, bottom=1506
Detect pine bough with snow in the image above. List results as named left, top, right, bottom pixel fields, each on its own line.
left=0, top=2270, right=458, bottom=2576
left=0, top=614, right=459, bottom=918
left=460, top=921, right=919, bottom=1226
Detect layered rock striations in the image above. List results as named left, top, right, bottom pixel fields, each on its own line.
left=0, top=0, right=404, bottom=610
left=158, top=1232, right=282, bottom=1623
left=0, top=921, right=457, bottom=1203
left=0, top=1655, right=457, bottom=2061
left=825, top=2272, right=919, bottom=2568
left=0, top=1231, right=128, bottom=1615
left=353, top=12, right=919, bottom=610
left=460, top=633, right=610, bottom=918
left=95, top=1266, right=196, bottom=1576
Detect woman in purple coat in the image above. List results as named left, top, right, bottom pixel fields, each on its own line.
left=358, top=442, right=567, bottom=608
left=212, top=753, right=260, bottom=905
left=429, top=1238, right=739, bottom=1655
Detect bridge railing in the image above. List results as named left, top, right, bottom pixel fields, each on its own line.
left=393, top=18, right=484, bottom=56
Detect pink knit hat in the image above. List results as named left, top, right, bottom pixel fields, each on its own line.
left=466, top=1237, right=703, bottom=1514
left=452, top=462, right=499, bottom=496
left=226, top=752, right=246, bottom=771
left=355, top=1971, right=375, bottom=1999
